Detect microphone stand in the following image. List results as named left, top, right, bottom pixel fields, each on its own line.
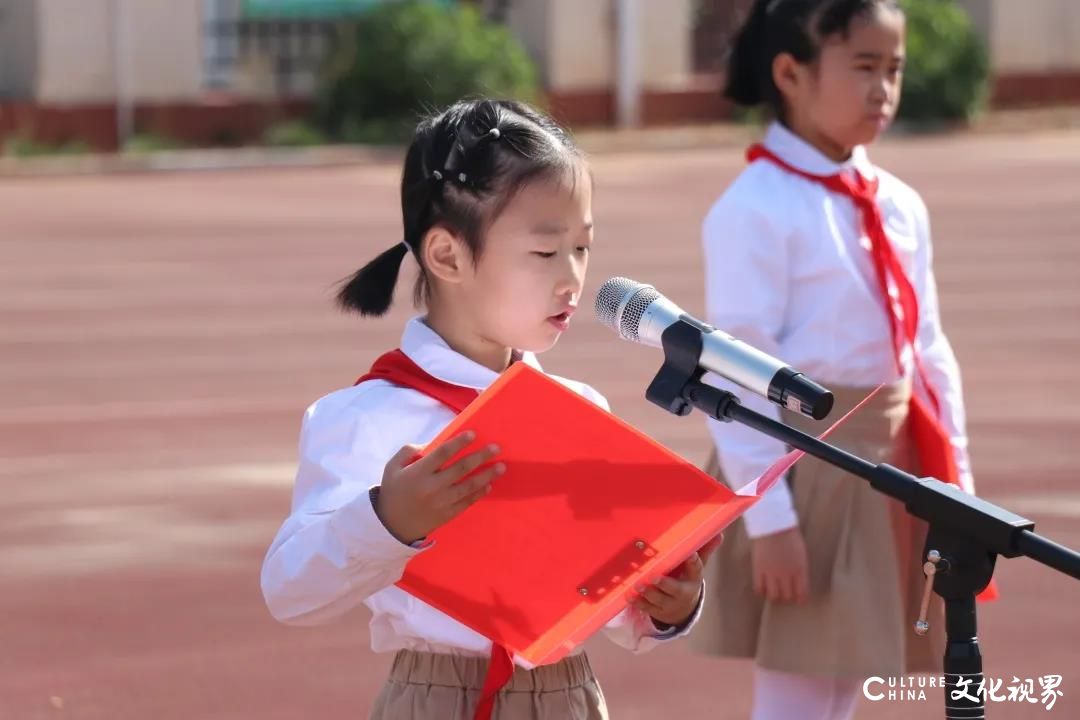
left=645, top=319, right=1080, bottom=720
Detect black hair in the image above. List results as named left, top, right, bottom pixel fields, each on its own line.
left=725, top=0, right=902, bottom=119
left=336, top=98, right=583, bottom=317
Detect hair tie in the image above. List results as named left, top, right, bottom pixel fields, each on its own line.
left=441, top=132, right=469, bottom=180
left=436, top=125, right=502, bottom=186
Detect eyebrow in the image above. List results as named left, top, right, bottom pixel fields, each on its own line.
left=853, top=51, right=905, bottom=61
left=530, top=222, right=594, bottom=235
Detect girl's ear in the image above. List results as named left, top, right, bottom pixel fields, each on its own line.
left=772, top=51, right=807, bottom=108
left=422, top=225, right=471, bottom=285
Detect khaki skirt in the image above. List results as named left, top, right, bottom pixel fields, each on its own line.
left=370, top=650, right=608, bottom=720
left=691, top=380, right=945, bottom=678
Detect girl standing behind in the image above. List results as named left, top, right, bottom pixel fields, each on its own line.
left=692, top=2, right=982, bottom=718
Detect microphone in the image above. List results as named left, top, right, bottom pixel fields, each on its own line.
left=594, top=276, right=834, bottom=420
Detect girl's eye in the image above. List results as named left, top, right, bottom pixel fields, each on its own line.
left=532, top=251, right=557, bottom=258
left=575, top=246, right=590, bottom=255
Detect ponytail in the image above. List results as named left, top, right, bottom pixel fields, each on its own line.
left=724, top=0, right=772, bottom=107
left=336, top=242, right=411, bottom=317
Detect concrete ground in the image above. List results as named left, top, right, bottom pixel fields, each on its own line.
left=3, top=129, right=1079, bottom=719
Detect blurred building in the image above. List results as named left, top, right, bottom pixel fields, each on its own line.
left=956, top=0, right=1080, bottom=105
left=1, top=0, right=1078, bottom=150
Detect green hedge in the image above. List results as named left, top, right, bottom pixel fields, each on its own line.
left=899, top=0, right=990, bottom=124
left=317, top=0, right=539, bottom=142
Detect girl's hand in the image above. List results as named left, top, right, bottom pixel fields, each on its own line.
left=375, top=431, right=505, bottom=544
left=750, top=526, right=809, bottom=604
left=634, top=534, right=723, bottom=629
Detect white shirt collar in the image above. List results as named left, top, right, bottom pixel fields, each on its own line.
left=399, top=316, right=543, bottom=390
left=762, top=121, right=876, bottom=180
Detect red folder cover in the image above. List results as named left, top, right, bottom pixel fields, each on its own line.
left=908, top=393, right=959, bottom=486
left=396, top=363, right=848, bottom=666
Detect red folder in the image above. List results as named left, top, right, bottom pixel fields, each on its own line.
left=396, top=363, right=855, bottom=666
left=908, top=393, right=959, bottom=486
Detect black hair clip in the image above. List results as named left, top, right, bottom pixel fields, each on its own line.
left=435, top=126, right=502, bottom=185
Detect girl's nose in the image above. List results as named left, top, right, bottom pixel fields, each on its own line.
left=556, top=254, right=585, bottom=295
left=870, top=75, right=891, bottom=103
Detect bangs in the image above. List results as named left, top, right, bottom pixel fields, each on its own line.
left=480, top=147, right=588, bottom=232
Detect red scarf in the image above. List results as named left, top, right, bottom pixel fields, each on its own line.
left=356, top=349, right=515, bottom=720
left=747, top=144, right=999, bottom=601
left=747, top=144, right=956, bottom=477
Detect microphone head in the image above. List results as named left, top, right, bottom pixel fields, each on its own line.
left=594, top=276, right=661, bottom=342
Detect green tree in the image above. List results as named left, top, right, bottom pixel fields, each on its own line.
left=318, top=0, right=539, bottom=142
left=899, top=0, right=990, bottom=124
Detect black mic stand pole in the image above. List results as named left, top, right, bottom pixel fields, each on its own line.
left=645, top=319, right=1080, bottom=720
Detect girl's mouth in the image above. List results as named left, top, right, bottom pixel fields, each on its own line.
left=548, top=310, right=574, bottom=330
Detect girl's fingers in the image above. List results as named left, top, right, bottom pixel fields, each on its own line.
left=447, top=463, right=506, bottom=507
left=637, top=584, right=677, bottom=608
left=697, top=534, right=723, bottom=565
left=437, top=443, right=500, bottom=486
left=634, top=596, right=665, bottom=617
left=764, top=574, right=782, bottom=603
left=386, top=443, right=422, bottom=471
left=448, top=483, right=492, bottom=514
left=656, top=575, right=699, bottom=602
left=632, top=586, right=668, bottom=616
left=786, top=571, right=804, bottom=603
left=680, top=553, right=705, bottom=585
left=794, top=569, right=810, bottom=604
left=779, top=574, right=795, bottom=604
left=655, top=575, right=680, bottom=595
left=658, top=578, right=701, bottom=612
left=771, top=576, right=786, bottom=602
left=418, top=432, right=476, bottom=472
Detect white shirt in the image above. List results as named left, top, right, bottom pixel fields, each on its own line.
left=702, top=122, right=973, bottom=539
left=261, top=316, right=699, bottom=665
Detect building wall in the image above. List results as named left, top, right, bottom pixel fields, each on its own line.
left=545, top=0, right=611, bottom=89
left=958, top=0, right=1080, bottom=71
left=123, top=0, right=205, bottom=100
left=35, top=0, right=116, bottom=102
left=503, top=0, right=552, bottom=86
left=510, top=0, right=694, bottom=91
left=0, top=1, right=39, bottom=98
left=638, top=0, right=694, bottom=87
left=5, top=0, right=1080, bottom=145
left=956, top=0, right=1080, bottom=105
left=955, top=0, right=991, bottom=42
left=33, top=0, right=203, bottom=103
left=990, top=0, right=1080, bottom=70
